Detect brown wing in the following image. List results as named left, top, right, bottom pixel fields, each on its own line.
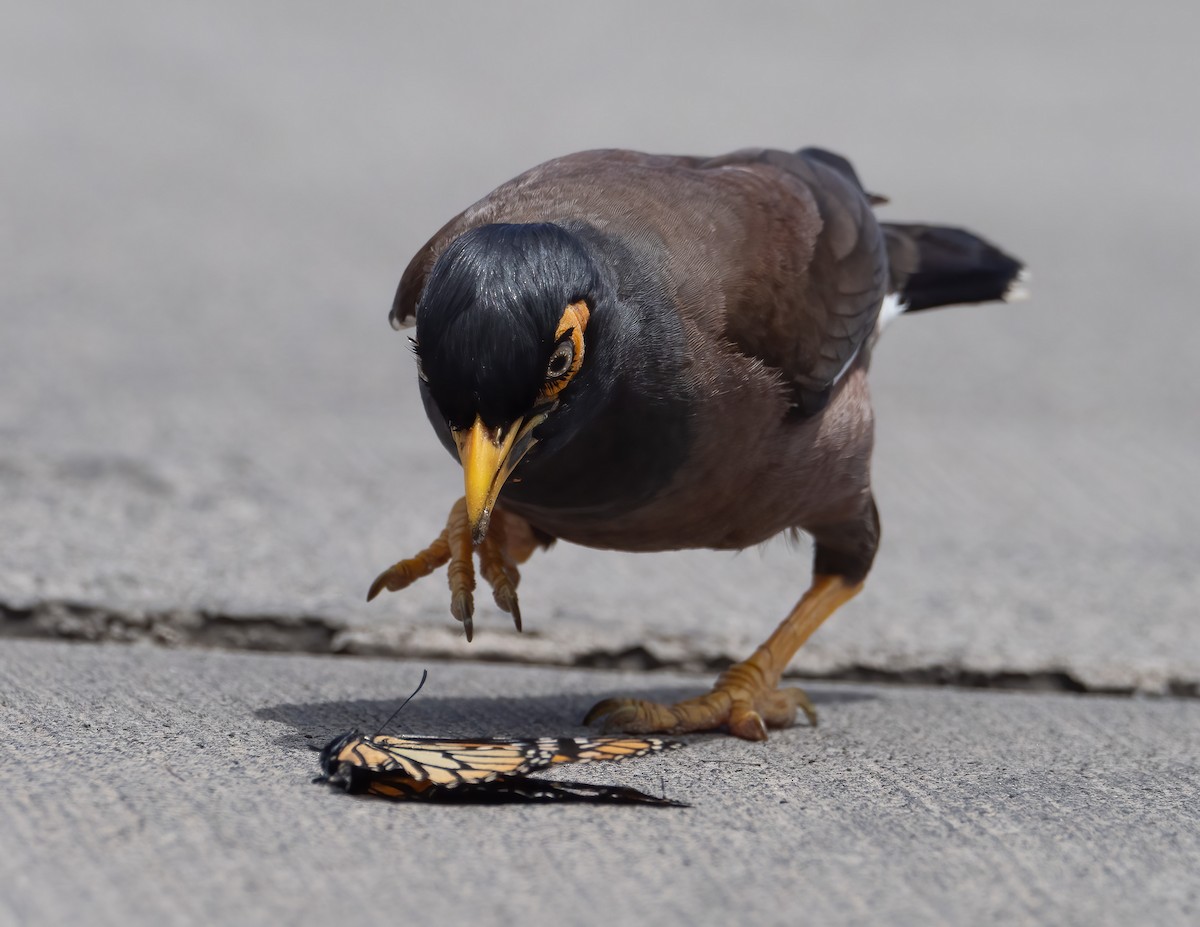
left=391, top=147, right=887, bottom=400
left=694, top=148, right=888, bottom=402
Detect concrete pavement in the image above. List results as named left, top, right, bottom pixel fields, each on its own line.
left=2, top=3, right=1199, bottom=924
left=2, top=640, right=1197, bottom=927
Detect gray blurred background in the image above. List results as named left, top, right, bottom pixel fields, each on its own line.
left=3, top=1, right=1197, bottom=690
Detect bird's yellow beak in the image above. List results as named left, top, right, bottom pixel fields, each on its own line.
left=454, top=415, right=544, bottom=544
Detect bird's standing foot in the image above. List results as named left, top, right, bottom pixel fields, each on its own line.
left=585, top=661, right=817, bottom=741
left=367, top=498, right=541, bottom=641
left=584, top=574, right=862, bottom=741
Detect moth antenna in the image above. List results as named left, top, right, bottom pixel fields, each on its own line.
left=373, top=669, right=429, bottom=737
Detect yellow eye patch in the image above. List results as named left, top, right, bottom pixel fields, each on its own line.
left=541, top=300, right=589, bottom=400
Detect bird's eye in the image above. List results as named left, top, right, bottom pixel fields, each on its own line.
left=539, top=302, right=588, bottom=401
left=546, top=339, right=575, bottom=380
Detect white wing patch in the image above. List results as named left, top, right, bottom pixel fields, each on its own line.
left=830, top=293, right=909, bottom=386
left=875, top=292, right=908, bottom=332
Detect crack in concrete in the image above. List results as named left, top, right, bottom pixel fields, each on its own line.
left=2, top=599, right=1196, bottom=699
left=0, top=600, right=338, bottom=654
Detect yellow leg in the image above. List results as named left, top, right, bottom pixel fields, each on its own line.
left=585, top=574, right=863, bottom=741
left=367, top=498, right=540, bottom=641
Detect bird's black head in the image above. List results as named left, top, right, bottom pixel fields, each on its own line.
left=414, top=222, right=616, bottom=540
left=415, top=222, right=603, bottom=430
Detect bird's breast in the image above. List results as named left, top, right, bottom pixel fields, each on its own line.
left=501, top=366, right=875, bottom=553
left=500, top=381, right=692, bottom=523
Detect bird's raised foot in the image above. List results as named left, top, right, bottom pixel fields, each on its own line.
left=367, top=497, right=530, bottom=641
left=584, top=663, right=817, bottom=742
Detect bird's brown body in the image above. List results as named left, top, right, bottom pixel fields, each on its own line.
left=508, top=372, right=873, bottom=554
left=372, top=146, right=1023, bottom=739
left=396, top=149, right=882, bottom=558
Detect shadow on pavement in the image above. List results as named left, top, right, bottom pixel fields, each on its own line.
left=257, top=684, right=878, bottom=751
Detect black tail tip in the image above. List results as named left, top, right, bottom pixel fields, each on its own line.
left=885, top=223, right=1027, bottom=313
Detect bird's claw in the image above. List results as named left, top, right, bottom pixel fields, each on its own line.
left=366, top=533, right=450, bottom=602
left=584, top=665, right=817, bottom=742
left=367, top=497, right=528, bottom=640
left=475, top=509, right=523, bottom=632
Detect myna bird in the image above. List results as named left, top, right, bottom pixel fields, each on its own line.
left=368, top=147, right=1025, bottom=741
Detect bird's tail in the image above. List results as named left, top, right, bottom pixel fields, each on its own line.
left=881, top=223, right=1027, bottom=313
left=795, top=148, right=1027, bottom=316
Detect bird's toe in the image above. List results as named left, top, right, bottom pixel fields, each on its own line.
left=583, top=698, right=680, bottom=734
left=584, top=679, right=817, bottom=741
left=775, top=686, right=819, bottom=727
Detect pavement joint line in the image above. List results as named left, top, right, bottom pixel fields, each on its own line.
left=3, top=598, right=1196, bottom=699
